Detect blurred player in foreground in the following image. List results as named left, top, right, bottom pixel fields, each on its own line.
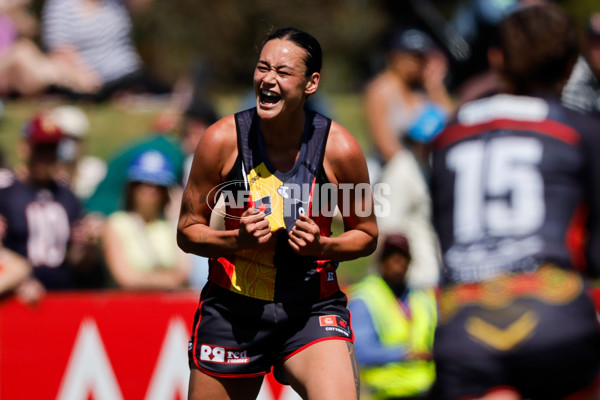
left=430, top=4, right=600, bottom=400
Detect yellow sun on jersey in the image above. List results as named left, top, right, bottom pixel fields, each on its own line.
left=246, top=162, right=286, bottom=232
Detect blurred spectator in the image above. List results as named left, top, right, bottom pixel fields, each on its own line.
left=0, top=150, right=31, bottom=297
left=348, top=233, right=437, bottom=400
left=51, top=105, right=107, bottom=200
left=562, top=12, right=600, bottom=117
left=0, top=112, right=96, bottom=297
left=363, top=27, right=452, bottom=181
left=85, top=128, right=185, bottom=217
left=41, top=0, right=171, bottom=102
left=102, top=149, right=189, bottom=289
left=180, top=98, right=219, bottom=186
left=377, top=121, right=441, bottom=288
left=0, top=0, right=77, bottom=97
left=178, top=99, right=218, bottom=291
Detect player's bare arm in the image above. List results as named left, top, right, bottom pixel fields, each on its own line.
left=177, top=116, right=271, bottom=258
left=289, top=121, right=378, bottom=260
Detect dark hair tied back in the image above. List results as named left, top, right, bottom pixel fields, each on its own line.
left=263, top=27, right=322, bottom=76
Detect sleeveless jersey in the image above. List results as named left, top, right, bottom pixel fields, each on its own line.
left=208, top=108, right=340, bottom=302
left=431, top=94, right=600, bottom=283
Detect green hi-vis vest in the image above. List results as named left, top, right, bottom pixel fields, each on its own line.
left=350, top=275, right=437, bottom=399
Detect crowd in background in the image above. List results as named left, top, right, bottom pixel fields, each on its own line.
left=1, top=0, right=600, bottom=398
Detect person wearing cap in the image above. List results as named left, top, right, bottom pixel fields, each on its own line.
left=348, top=233, right=437, bottom=400
left=562, top=12, right=600, bottom=117
left=363, top=26, right=453, bottom=182
left=0, top=111, right=90, bottom=298
left=51, top=105, right=107, bottom=201
left=102, top=149, right=189, bottom=289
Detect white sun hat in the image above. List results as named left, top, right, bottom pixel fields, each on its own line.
left=50, top=105, right=90, bottom=139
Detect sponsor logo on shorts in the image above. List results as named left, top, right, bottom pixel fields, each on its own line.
left=319, top=315, right=338, bottom=327
left=319, top=315, right=350, bottom=337
left=199, top=344, right=249, bottom=364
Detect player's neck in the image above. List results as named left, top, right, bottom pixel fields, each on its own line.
left=259, top=109, right=305, bottom=151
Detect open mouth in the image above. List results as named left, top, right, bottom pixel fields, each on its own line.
left=259, top=90, right=281, bottom=106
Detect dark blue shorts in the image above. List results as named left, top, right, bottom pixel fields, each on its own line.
left=432, top=265, right=600, bottom=400
left=188, top=282, right=353, bottom=380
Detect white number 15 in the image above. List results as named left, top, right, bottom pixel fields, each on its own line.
left=447, top=137, right=545, bottom=243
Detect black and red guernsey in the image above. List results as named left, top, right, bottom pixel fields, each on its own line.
left=431, top=93, right=600, bottom=283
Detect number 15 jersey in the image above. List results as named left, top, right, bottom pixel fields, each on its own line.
left=431, top=93, right=600, bottom=283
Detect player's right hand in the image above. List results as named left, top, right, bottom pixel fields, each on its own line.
left=238, top=208, right=271, bottom=249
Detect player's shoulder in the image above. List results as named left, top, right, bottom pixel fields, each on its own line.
left=435, top=94, right=599, bottom=149
left=325, top=120, right=363, bottom=161
left=551, top=101, right=600, bottom=140
left=196, top=114, right=238, bottom=159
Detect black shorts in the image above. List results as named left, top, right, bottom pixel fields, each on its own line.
left=188, top=282, right=353, bottom=381
left=432, top=266, right=600, bottom=400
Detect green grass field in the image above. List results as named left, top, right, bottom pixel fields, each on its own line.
left=0, top=93, right=376, bottom=286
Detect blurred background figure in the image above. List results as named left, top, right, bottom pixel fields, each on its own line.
left=376, top=119, right=441, bottom=288
left=41, top=0, right=171, bottom=102
left=0, top=149, right=30, bottom=297
left=102, top=149, right=189, bottom=289
left=562, top=11, right=600, bottom=118
left=51, top=105, right=107, bottom=200
left=0, top=0, right=70, bottom=97
left=363, top=26, right=452, bottom=183
left=178, top=98, right=218, bottom=291
left=0, top=112, right=95, bottom=300
left=180, top=98, right=218, bottom=186
left=348, top=233, right=437, bottom=400
left=85, top=119, right=185, bottom=217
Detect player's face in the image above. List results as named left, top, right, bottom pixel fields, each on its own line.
left=253, top=38, right=319, bottom=120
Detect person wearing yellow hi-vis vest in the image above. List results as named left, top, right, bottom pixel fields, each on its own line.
left=349, top=233, right=437, bottom=399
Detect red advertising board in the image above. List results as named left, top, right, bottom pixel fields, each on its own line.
left=0, top=291, right=299, bottom=400
left=4, top=289, right=600, bottom=399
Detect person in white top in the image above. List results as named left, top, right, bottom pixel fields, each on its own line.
left=51, top=105, right=107, bottom=201
left=377, top=123, right=442, bottom=289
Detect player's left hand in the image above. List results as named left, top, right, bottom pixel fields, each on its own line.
left=289, top=213, right=322, bottom=256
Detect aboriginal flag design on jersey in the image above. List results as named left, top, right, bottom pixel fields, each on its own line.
left=208, top=108, right=340, bottom=302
